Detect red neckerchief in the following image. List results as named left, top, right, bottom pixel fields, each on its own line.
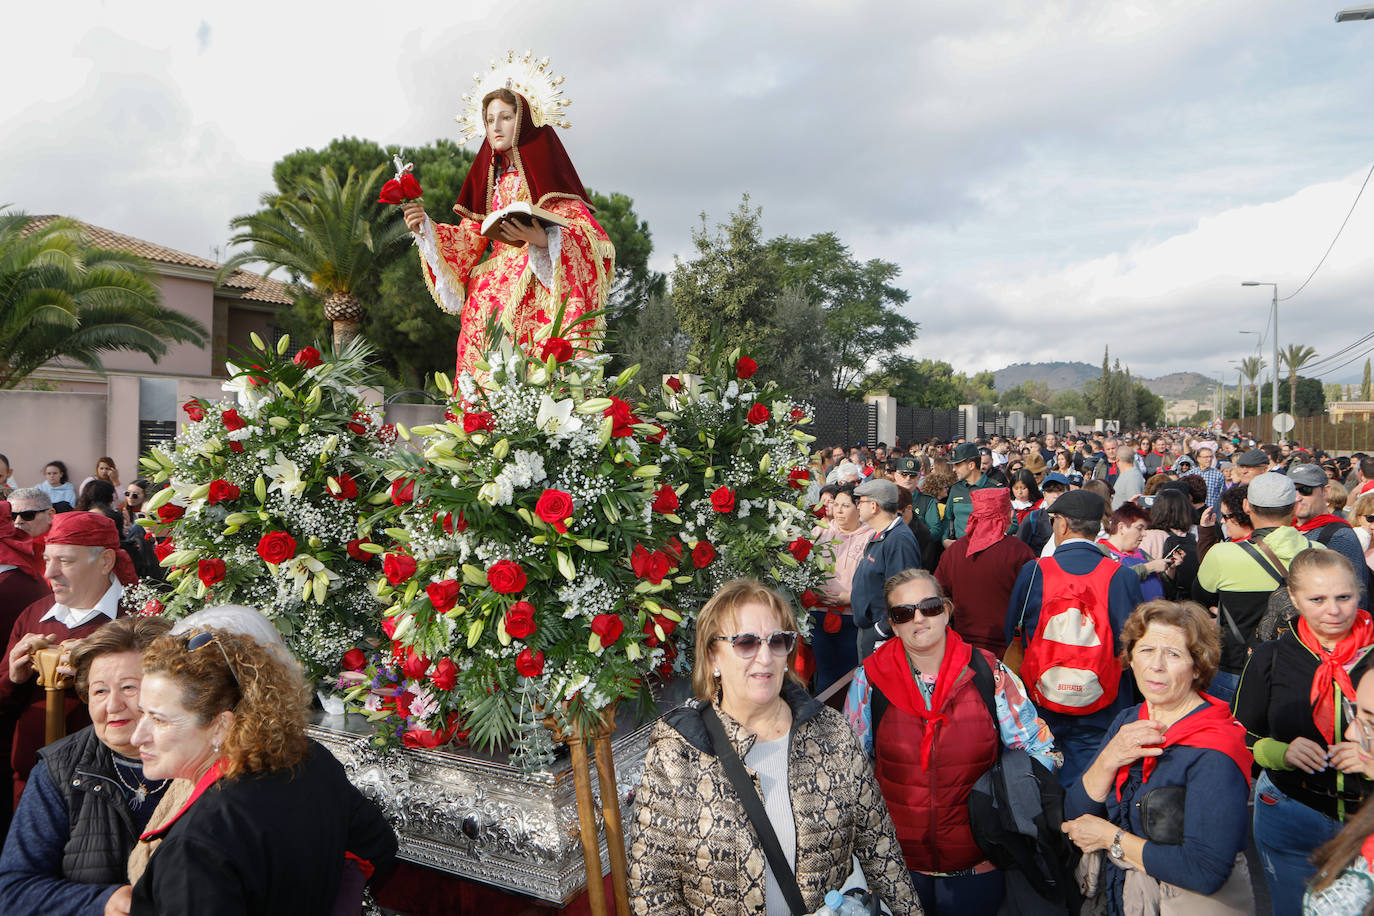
left=1297, top=610, right=1374, bottom=744
left=1297, top=514, right=1350, bottom=533
left=863, top=629, right=973, bottom=769
left=1114, top=696, right=1252, bottom=801
left=139, top=758, right=225, bottom=842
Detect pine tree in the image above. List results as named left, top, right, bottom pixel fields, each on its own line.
left=1362, top=359, right=1372, bottom=401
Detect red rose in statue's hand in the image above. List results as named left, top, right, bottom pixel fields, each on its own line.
left=788, top=467, right=810, bottom=489
left=736, top=356, right=758, bottom=379
left=516, top=648, right=545, bottom=678
left=330, top=473, right=359, bottom=500
left=341, top=648, right=367, bottom=671
left=747, top=403, right=771, bottom=425
left=400, top=648, right=431, bottom=681
left=788, top=537, right=812, bottom=562
left=487, top=559, right=527, bottom=594
left=591, top=613, right=624, bottom=647
left=691, top=541, right=716, bottom=568
left=197, top=558, right=226, bottom=587
left=505, top=601, right=537, bottom=639
left=293, top=346, right=322, bottom=369
left=182, top=399, right=205, bottom=421
left=462, top=411, right=494, bottom=434
left=156, top=504, right=185, bottom=523
left=651, top=484, right=678, bottom=514
left=378, top=179, right=405, bottom=204
left=346, top=538, right=374, bottom=562
left=429, top=657, right=458, bottom=691
left=207, top=479, right=240, bottom=506
left=221, top=409, right=246, bottom=431
left=389, top=477, right=415, bottom=506
left=538, top=337, right=574, bottom=363
left=383, top=552, right=418, bottom=585
left=256, top=531, right=297, bottom=565
left=426, top=579, right=461, bottom=613
left=534, top=488, right=574, bottom=533
left=398, top=172, right=423, bottom=200
left=709, top=486, right=736, bottom=514
left=664, top=376, right=682, bottom=393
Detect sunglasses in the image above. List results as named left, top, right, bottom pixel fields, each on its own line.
left=1295, top=484, right=1319, bottom=496
left=1365, top=515, right=1374, bottom=524
left=187, top=630, right=241, bottom=691
left=14, top=509, right=44, bottom=521
left=712, top=631, right=798, bottom=659
left=888, top=596, right=948, bottom=625
left=1220, top=513, right=1235, bottom=521
left=125, top=490, right=143, bottom=498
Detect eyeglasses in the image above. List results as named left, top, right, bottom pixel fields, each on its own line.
left=13, top=509, right=44, bottom=521
left=887, top=597, right=948, bottom=624
left=712, top=631, right=798, bottom=659
left=187, top=630, right=241, bottom=692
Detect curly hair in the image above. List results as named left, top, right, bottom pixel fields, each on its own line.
left=141, top=629, right=310, bottom=779
left=72, top=615, right=173, bottom=701
left=1118, top=599, right=1219, bottom=691
left=920, top=468, right=956, bottom=498
left=692, top=579, right=802, bottom=702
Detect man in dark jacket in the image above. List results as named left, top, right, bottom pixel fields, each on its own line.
left=851, top=479, right=921, bottom=660
left=941, top=442, right=991, bottom=547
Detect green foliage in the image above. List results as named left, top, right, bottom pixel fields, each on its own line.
left=615, top=291, right=690, bottom=387
left=0, top=209, right=208, bottom=388
left=1133, top=382, right=1165, bottom=427
left=1363, top=359, right=1372, bottom=401
left=1083, top=348, right=1153, bottom=426
left=1187, top=408, right=1213, bottom=426
left=1280, top=344, right=1319, bottom=416
left=862, top=358, right=964, bottom=409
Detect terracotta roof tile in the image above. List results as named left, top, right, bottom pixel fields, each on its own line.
left=219, top=270, right=297, bottom=306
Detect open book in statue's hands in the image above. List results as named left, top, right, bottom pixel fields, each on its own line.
left=481, top=202, right=571, bottom=241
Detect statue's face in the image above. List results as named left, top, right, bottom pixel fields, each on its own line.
left=486, top=98, right=518, bottom=153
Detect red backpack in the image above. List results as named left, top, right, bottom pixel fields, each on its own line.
left=1018, top=556, right=1122, bottom=716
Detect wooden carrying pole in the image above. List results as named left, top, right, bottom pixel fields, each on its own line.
left=593, top=731, right=631, bottom=916
left=567, top=737, right=609, bottom=916
left=33, top=646, right=71, bottom=746
left=552, top=705, right=630, bottom=916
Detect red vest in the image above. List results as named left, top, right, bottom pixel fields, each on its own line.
left=870, top=649, right=999, bottom=872
left=1018, top=555, right=1121, bottom=716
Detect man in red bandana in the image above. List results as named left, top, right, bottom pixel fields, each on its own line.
left=0, top=502, right=53, bottom=829
left=0, top=512, right=136, bottom=809
left=935, top=487, right=1034, bottom=656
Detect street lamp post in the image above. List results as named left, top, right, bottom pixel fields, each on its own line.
left=1336, top=6, right=1374, bottom=21
left=1241, top=282, right=1279, bottom=421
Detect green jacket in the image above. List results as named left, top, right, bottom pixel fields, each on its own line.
left=940, top=473, right=992, bottom=542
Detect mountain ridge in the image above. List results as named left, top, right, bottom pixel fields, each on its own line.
left=993, top=362, right=1214, bottom=401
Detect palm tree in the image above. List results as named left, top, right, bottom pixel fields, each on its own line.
left=1240, top=355, right=1266, bottom=415
left=0, top=210, right=208, bottom=389
left=1280, top=343, right=1319, bottom=417
left=220, top=165, right=410, bottom=351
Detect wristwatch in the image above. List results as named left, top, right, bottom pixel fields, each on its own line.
left=1109, top=829, right=1125, bottom=861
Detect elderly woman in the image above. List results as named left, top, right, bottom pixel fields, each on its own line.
left=810, top=484, right=872, bottom=694
left=846, top=569, right=1059, bottom=913
left=1101, top=503, right=1174, bottom=602
left=0, top=615, right=172, bottom=916
left=627, top=579, right=919, bottom=915
left=127, top=628, right=396, bottom=914
left=1235, top=549, right=1374, bottom=916
left=1063, top=600, right=1254, bottom=913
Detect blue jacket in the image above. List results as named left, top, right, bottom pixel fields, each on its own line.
left=851, top=518, right=922, bottom=629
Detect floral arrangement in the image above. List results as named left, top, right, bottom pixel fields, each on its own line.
left=130, top=335, right=397, bottom=679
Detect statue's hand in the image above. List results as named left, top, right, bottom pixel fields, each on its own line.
left=402, top=201, right=428, bottom=234
left=497, top=219, right=548, bottom=249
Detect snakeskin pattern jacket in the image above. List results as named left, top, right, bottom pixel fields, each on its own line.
left=627, top=682, right=922, bottom=915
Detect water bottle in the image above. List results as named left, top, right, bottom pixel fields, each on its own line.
left=827, top=890, right=870, bottom=916
left=811, top=898, right=839, bottom=916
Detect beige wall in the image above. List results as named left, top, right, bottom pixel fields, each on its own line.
left=0, top=389, right=108, bottom=491
left=102, top=273, right=217, bottom=378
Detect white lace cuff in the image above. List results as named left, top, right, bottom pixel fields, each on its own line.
left=528, top=225, right=562, bottom=291
left=413, top=215, right=464, bottom=315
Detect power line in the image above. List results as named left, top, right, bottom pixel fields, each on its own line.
left=1279, top=161, right=1374, bottom=302
left=1303, top=328, right=1374, bottom=373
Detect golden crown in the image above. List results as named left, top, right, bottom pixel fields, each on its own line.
left=457, top=50, right=572, bottom=144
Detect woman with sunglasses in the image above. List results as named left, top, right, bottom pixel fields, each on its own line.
left=127, top=628, right=396, bottom=914
left=628, top=579, right=919, bottom=915
left=844, top=569, right=1060, bottom=914
left=1234, top=549, right=1374, bottom=916
left=1348, top=491, right=1374, bottom=588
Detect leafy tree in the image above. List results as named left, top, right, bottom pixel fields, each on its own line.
left=1050, top=390, right=1088, bottom=418
left=1363, top=359, right=1372, bottom=401
left=1240, top=355, right=1266, bottom=415
left=1280, top=344, right=1318, bottom=417
left=861, top=358, right=963, bottom=409
left=1292, top=376, right=1326, bottom=417
left=963, top=370, right=998, bottom=408
left=997, top=380, right=1052, bottom=415
left=617, top=291, right=691, bottom=389
left=0, top=210, right=208, bottom=388
left=1133, top=382, right=1165, bottom=427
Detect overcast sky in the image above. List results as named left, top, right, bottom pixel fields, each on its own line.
left=6, top=1, right=1374, bottom=385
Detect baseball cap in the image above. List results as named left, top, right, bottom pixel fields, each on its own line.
left=1287, top=464, right=1328, bottom=488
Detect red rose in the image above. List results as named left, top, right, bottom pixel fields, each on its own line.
left=788, top=467, right=810, bottom=490
left=207, top=479, right=240, bottom=506
left=590, top=613, right=624, bottom=647
left=346, top=538, right=373, bottom=562
left=604, top=397, right=639, bottom=437
left=538, top=337, right=574, bottom=363
left=393, top=690, right=414, bottom=719
left=630, top=544, right=670, bottom=584
left=487, top=559, right=527, bottom=594
left=197, top=558, right=226, bottom=587
left=664, top=536, right=684, bottom=563
left=398, top=172, right=423, bottom=200
left=341, top=648, right=367, bottom=671
left=381, top=616, right=398, bottom=639
left=643, top=613, right=678, bottom=648
left=426, top=579, right=461, bottom=613
left=221, top=409, right=246, bottom=432
left=377, top=424, right=398, bottom=444
left=229, top=442, right=244, bottom=453
left=182, top=399, right=205, bottom=421
left=692, top=541, right=716, bottom=568
left=516, top=648, right=545, bottom=678
left=256, top=531, right=297, bottom=565
left=651, top=484, right=678, bottom=514
left=790, top=407, right=806, bottom=421
left=813, top=504, right=828, bottom=519
left=156, top=504, right=185, bottom=523
left=429, top=657, right=458, bottom=691
left=390, top=477, right=415, bottom=505
left=747, top=403, right=771, bottom=425
left=348, top=411, right=369, bottom=435
left=400, top=648, right=431, bottom=681
left=665, top=376, right=682, bottom=393
left=823, top=610, right=843, bottom=634
left=292, top=346, right=323, bottom=369
left=462, top=411, right=494, bottom=434
left=505, top=601, right=537, bottom=639
left=444, top=408, right=459, bottom=423
left=141, top=598, right=164, bottom=616
left=534, top=488, right=574, bottom=533
left=788, top=537, right=812, bottom=562
left=455, top=510, right=468, bottom=533
left=736, top=356, right=758, bottom=379
left=154, top=539, right=174, bottom=562
left=330, top=472, right=358, bottom=500
left=709, top=486, right=736, bottom=514
left=647, top=423, right=666, bottom=444
left=383, top=552, right=418, bottom=585
left=801, top=588, right=821, bottom=609
left=378, top=179, right=405, bottom=204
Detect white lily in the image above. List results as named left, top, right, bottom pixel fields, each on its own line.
left=283, top=554, right=340, bottom=591
left=535, top=394, right=582, bottom=439
left=221, top=362, right=262, bottom=408
left=264, top=451, right=307, bottom=500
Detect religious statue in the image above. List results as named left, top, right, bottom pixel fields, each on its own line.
left=401, top=52, right=615, bottom=377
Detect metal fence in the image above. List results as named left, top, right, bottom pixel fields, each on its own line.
left=1231, top=414, right=1374, bottom=454
left=806, top=399, right=878, bottom=448
left=894, top=405, right=962, bottom=444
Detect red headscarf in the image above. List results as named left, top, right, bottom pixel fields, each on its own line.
left=0, top=502, right=44, bottom=580
left=1114, top=695, right=1252, bottom=801
left=452, top=91, right=593, bottom=222
left=863, top=628, right=974, bottom=769
left=47, top=512, right=137, bottom=587
left=966, top=487, right=1011, bottom=556
left=1297, top=609, right=1374, bottom=745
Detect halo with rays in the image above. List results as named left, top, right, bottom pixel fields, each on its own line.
left=457, top=50, right=572, bottom=144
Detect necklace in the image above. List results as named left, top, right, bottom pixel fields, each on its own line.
left=111, top=756, right=169, bottom=805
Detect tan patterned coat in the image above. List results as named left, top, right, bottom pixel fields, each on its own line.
left=627, top=682, right=922, bottom=916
